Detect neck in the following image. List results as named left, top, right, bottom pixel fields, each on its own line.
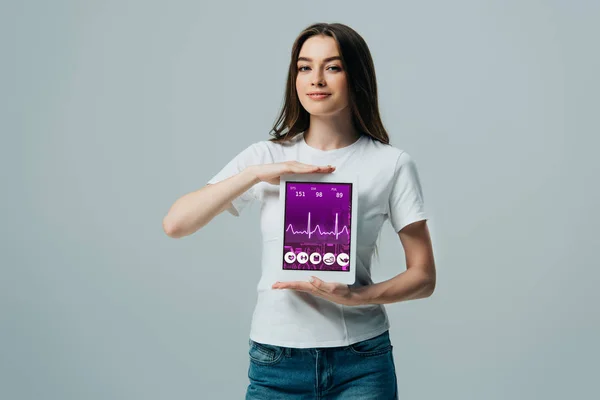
left=303, top=108, right=361, bottom=151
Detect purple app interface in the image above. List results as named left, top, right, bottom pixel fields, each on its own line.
left=282, top=181, right=352, bottom=271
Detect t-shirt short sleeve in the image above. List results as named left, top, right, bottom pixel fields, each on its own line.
left=206, top=142, right=264, bottom=217
left=388, top=151, right=428, bottom=232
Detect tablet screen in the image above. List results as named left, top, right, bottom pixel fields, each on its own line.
left=282, top=181, right=352, bottom=271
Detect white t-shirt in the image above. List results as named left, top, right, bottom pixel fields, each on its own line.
left=207, top=132, right=428, bottom=348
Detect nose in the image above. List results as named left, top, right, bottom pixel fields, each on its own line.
left=311, top=71, right=326, bottom=87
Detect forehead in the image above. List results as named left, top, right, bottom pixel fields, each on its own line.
left=298, top=35, right=340, bottom=60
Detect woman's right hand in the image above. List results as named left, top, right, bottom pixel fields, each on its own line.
left=247, top=162, right=336, bottom=185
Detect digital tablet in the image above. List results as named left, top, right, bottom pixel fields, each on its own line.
left=275, top=173, right=357, bottom=285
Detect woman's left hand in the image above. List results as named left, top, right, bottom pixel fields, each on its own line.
left=272, top=277, right=361, bottom=306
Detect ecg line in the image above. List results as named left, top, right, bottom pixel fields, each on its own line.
left=285, top=212, right=349, bottom=240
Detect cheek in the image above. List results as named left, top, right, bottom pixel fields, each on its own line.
left=333, top=76, right=348, bottom=92
left=296, top=74, right=309, bottom=89
left=296, top=79, right=305, bottom=99
left=332, top=81, right=349, bottom=103
left=327, top=75, right=346, bottom=94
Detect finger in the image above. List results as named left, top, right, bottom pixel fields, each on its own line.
left=295, top=165, right=335, bottom=174
left=293, top=167, right=321, bottom=174
left=289, top=164, right=316, bottom=172
left=309, top=276, right=334, bottom=292
left=291, top=161, right=314, bottom=167
left=294, top=162, right=331, bottom=169
left=318, top=165, right=336, bottom=173
left=272, top=281, right=315, bottom=292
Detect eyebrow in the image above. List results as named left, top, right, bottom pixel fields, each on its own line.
left=297, top=56, right=342, bottom=63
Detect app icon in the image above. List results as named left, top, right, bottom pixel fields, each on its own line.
left=297, top=252, right=309, bottom=264
left=309, top=252, right=322, bottom=265
left=323, top=252, right=335, bottom=266
left=337, top=253, right=349, bottom=267
left=284, top=251, right=296, bottom=264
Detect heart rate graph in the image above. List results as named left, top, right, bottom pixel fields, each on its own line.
left=282, top=181, right=352, bottom=271
left=285, top=212, right=349, bottom=241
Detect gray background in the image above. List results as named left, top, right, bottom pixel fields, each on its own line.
left=2, top=0, right=598, bottom=399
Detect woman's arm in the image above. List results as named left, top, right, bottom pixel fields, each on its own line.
left=353, top=220, right=436, bottom=304
left=162, top=162, right=336, bottom=239
left=162, top=167, right=259, bottom=238
left=272, top=220, right=436, bottom=306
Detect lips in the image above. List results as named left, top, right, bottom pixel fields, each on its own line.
left=307, top=93, right=331, bottom=100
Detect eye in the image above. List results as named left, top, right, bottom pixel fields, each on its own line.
left=297, top=65, right=342, bottom=72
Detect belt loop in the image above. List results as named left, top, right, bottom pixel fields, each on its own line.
left=285, top=347, right=292, bottom=357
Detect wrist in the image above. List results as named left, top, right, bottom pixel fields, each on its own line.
left=350, top=285, right=373, bottom=306
left=243, top=166, right=261, bottom=185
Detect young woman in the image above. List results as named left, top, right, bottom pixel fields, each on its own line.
left=163, top=22, right=436, bottom=400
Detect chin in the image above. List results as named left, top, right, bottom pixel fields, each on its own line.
left=306, top=107, right=344, bottom=117
left=301, top=103, right=344, bottom=116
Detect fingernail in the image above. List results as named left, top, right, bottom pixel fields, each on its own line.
left=309, top=276, right=315, bottom=283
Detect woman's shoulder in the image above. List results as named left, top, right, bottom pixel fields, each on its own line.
left=241, top=136, right=289, bottom=162
left=362, top=135, right=412, bottom=164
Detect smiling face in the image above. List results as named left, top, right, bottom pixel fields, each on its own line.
left=295, top=35, right=350, bottom=116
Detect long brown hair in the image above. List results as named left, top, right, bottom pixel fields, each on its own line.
left=269, top=22, right=390, bottom=146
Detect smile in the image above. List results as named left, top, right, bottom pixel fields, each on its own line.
left=307, top=94, right=331, bottom=100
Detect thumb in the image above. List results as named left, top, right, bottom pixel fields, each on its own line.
left=309, top=276, right=330, bottom=291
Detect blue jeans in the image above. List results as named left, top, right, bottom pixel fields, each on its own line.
left=246, top=330, right=398, bottom=399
